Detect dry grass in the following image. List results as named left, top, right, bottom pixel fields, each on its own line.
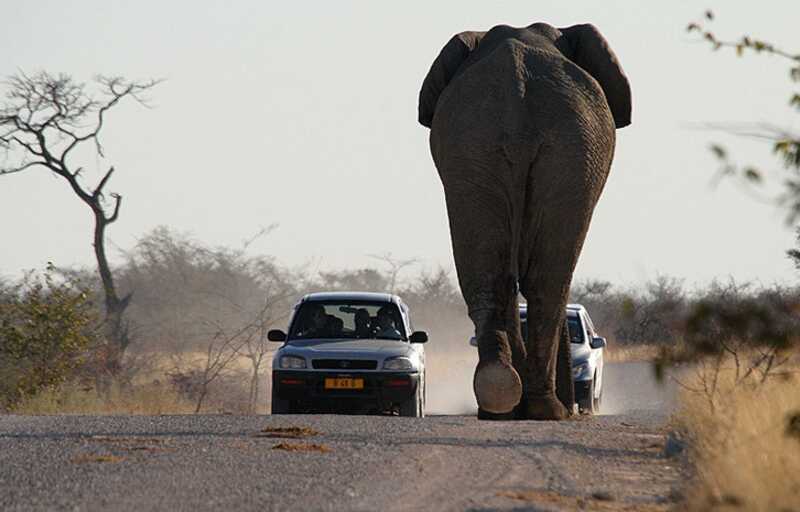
left=604, top=343, right=661, bottom=363
left=13, top=381, right=195, bottom=415
left=271, top=442, right=331, bottom=453
left=71, top=454, right=125, bottom=464
left=676, top=358, right=800, bottom=511
left=255, top=426, right=321, bottom=439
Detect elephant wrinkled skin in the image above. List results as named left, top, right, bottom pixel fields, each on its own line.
left=418, top=23, right=631, bottom=420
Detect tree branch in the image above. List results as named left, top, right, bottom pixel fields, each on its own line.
left=93, top=166, right=115, bottom=199
left=107, top=193, right=122, bottom=223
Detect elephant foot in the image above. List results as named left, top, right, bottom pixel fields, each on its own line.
left=477, top=408, right=515, bottom=421
left=523, top=394, right=570, bottom=421
left=473, top=360, right=522, bottom=414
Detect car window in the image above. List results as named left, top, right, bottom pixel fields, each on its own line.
left=567, top=315, right=584, bottom=344
left=288, top=301, right=406, bottom=341
left=583, top=312, right=596, bottom=337
left=520, top=315, right=584, bottom=344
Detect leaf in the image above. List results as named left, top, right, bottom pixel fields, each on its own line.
left=743, top=167, right=762, bottom=183
left=710, top=144, right=727, bottom=160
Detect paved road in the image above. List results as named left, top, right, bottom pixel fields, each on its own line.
left=0, top=363, right=683, bottom=511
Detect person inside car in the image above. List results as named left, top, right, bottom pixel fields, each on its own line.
left=326, top=316, right=344, bottom=337
left=354, top=308, right=373, bottom=338
left=375, top=306, right=402, bottom=340
left=296, top=304, right=329, bottom=338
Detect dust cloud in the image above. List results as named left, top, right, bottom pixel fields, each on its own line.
left=423, top=318, right=480, bottom=416
left=599, top=362, right=677, bottom=415
left=425, top=346, right=479, bottom=415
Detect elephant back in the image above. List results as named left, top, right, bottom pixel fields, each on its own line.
left=430, top=36, right=614, bottom=166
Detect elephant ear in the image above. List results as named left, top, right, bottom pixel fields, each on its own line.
left=560, top=24, right=632, bottom=128
left=418, top=31, right=484, bottom=128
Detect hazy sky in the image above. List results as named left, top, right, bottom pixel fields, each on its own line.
left=2, top=1, right=799, bottom=288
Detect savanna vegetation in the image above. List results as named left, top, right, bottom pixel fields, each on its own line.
left=2, top=223, right=797, bottom=417
left=667, top=11, right=800, bottom=510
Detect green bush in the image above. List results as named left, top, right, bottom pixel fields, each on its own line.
left=0, top=266, right=97, bottom=410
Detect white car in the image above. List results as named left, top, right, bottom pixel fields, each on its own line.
left=469, top=303, right=606, bottom=414
left=269, top=292, right=428, bottom=417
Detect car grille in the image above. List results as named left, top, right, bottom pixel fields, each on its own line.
left=312, top=359, right=378, bottom=370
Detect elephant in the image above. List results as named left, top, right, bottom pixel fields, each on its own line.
left=418, top=22, right=631, bottom=420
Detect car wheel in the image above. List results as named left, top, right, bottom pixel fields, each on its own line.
left=578, top=378, right=596, bottom=415
left=400, top=386, right=422, bottom=417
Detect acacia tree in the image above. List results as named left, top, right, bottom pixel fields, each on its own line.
left=0, top=71, right=159, bottom=380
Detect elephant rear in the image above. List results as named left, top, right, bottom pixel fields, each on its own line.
left=416, top=23, right=631, bottom=420
left=428, top=36, right=616, bottom=171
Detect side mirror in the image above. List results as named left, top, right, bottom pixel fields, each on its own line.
left=590, top=336, right=607, bottom=349
left=468, top=336, right=478, bottom=347
left=410, top=331, right=428, bottom=344
left=268, top=329, right=287, bottom=342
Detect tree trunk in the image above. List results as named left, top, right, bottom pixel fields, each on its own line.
left=92, top=210, right=131, bottom=387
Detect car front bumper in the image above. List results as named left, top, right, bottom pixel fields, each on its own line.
left=272, top=370, right=420, bottom=413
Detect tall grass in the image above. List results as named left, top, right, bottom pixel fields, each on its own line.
left=676, top=359, right=800, bottom=511
left=13, top=381, right=195, bottom=415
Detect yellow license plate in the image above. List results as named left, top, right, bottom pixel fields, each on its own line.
left=324, top=377, right=364, bottom=390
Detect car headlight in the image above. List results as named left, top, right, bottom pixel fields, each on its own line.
left=279, top=355, right=307, bottom=369
left=383, top=356, right=414, bottom=371
left=572, top=361, right=591, bottom=380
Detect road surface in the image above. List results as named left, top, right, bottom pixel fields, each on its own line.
left=0, top=362, right=683, bottom=511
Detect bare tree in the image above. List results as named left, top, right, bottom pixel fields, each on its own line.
left=368, top=253, right=418, bottom=293
left=0, top=71, right=159, bottom=381
left=241, top=286, right=294, bottom=414
left=168, top=320, right=250, bottom=414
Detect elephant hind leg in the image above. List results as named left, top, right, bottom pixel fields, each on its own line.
left=439, top=172, right=525, bottom=415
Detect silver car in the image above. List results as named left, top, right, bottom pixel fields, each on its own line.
left=269, top=292, right=428, bottom=417
left=469, top=303, right=606, bottom=414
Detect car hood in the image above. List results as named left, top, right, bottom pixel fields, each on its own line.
left=280, top=338, right=414, bottom=359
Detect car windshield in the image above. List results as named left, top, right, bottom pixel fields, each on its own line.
left=520, top=314, right=584, bottom=344
left=288, top=301, right=406, bottom=341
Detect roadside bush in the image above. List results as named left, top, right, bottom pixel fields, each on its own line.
left=0, top=266, right=97, bottom=410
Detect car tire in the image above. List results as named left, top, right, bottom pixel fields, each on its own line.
left=578, top=378, right=596, bottom=415
left=400, top=386, right=422, bottom=417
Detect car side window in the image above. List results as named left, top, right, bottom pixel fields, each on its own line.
left=583, top=313, right=596, bottom=338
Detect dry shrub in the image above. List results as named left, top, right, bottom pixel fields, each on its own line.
left=13, top=381, right=195, bottom=415
left=677, top=358, right=800, bottom=511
